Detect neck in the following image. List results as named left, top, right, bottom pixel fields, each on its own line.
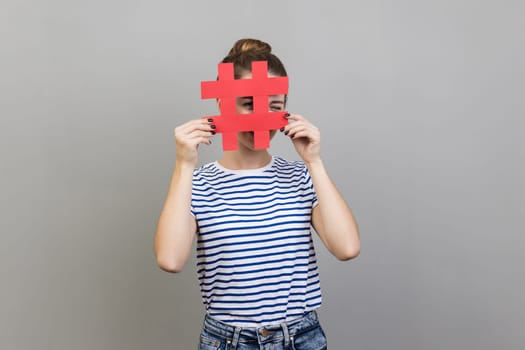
left=219, top=149, right=272, bottom=170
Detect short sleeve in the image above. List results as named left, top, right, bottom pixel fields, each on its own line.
left=303, top=165, right=319, bottom=208
left=190, top=168, right=199, bottom=217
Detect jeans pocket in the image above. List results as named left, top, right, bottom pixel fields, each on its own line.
left=290, top=325, right=327, bottom=350
left=198, top=332, right=222, bottom=350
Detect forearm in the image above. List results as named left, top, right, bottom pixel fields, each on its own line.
left=154, top=162, right=196, bottom=272
left=306, top=159, right=360, bottom=260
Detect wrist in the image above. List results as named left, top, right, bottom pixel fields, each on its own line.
left=304, top=157, right=324, bottom=168
left=175, top=158, right=197, bottom=172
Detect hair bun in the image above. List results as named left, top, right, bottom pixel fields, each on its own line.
left=228, top=38, right=272, bottom=56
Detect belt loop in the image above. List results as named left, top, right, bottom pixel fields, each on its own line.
left=281, top=322, right=290, bottom=348
left=231, top=326, right=241, bottom=349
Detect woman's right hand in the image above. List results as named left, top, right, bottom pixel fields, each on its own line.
left=174, top=118, right=215, bottom=167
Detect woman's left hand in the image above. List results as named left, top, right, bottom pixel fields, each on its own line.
left=282, top=114, right=321, bottom=164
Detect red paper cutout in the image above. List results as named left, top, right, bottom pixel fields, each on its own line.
left=201, top=61, right=289, bottom=150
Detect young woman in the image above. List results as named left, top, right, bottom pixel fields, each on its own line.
left=154, top=38, right=360, bottom=350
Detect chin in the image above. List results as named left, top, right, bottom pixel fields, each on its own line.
left=238, top=131, right=276, bottom=151
left=237, top=132, right=253, bottom=148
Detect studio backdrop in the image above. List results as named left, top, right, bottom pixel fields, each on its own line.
left=1, top=1, right=523, bottom=349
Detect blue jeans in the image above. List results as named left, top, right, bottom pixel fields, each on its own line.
left=198, top=310, right=327, bottom=350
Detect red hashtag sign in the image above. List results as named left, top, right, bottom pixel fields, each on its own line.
left=201, top=61, right=289, bottom=150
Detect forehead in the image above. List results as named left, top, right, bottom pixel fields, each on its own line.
left=269, top=95, right=285, bottom=102
left=239, top=71, right=282, bottom=79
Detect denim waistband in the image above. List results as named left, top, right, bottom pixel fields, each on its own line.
left=202, top=311, right=321, bottom=347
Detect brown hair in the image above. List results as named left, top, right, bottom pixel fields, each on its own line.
left=221, top=38, right=288, bottom=79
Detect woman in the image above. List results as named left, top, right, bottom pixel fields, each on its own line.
left=154, top=38, right=360, bottom=350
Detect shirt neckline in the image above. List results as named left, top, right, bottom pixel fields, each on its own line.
left=214, top=156, right=275, bottom=175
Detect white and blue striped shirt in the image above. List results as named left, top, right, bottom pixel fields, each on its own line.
left=191, top=156, right=322, bottom=327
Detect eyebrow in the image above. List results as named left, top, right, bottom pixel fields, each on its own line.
left=239, top=97, right=284, bottom=105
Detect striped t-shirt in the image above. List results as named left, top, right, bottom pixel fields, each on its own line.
left=191, top=156, right=322, bottom=327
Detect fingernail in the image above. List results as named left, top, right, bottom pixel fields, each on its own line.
left=211, top=131, right=216, bottom=135
left=280, top=127, right=285, bottom=132
left=208, top=118, right=213, bottom=122
left=210, top=125, right=216, bottom=129
left=284, top=131, right=289, bottom=135
left=284, top=113, right=290, bottom=118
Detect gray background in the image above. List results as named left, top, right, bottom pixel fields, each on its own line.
left=1, top=0, right=523, bottom=349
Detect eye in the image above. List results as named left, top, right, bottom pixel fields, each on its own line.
left=243, top=102, right=253, bottom=109
left=270, top=104, right=283, bottom=112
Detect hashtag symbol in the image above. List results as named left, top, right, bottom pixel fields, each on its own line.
left=201, top=61, right=289, bottom=150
